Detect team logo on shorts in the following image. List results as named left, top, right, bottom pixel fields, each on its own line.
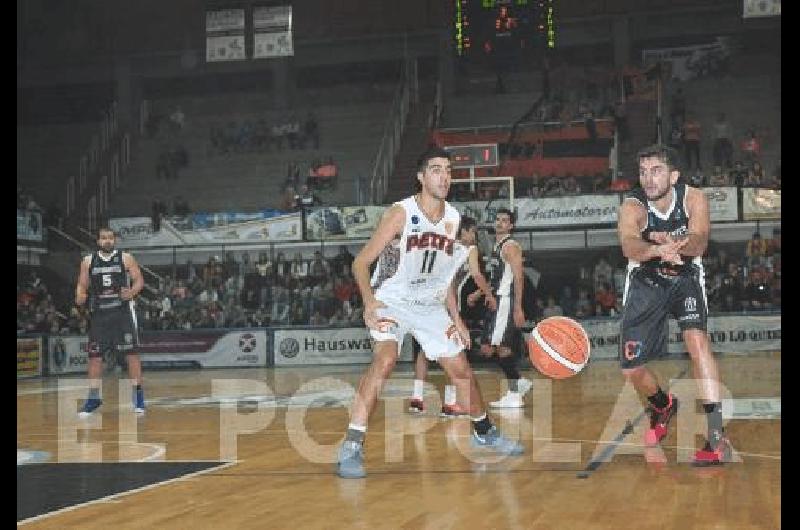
left=623, top=340, right=643, bottom=361
left=684, top=297, right=697, bottom=312
left=445, top=324, right=463, bottom=347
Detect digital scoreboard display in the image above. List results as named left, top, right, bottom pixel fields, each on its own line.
left=444, top=144, right=499, bottom=169
left=453, top=0, right=554, bottom=59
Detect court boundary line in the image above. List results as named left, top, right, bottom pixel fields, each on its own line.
left=576, top=367, right=689, bottom=478
left=17, top=460, right=238, bottom=525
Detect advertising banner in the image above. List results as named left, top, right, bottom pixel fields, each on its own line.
left=138, top=330, right=268, bottom=369
left=111, top=211, right=302, bottom=247
left=581, top=314, right=781, bottom=360
left=515, top=195, right=620, bottom=228
left=642, top=37, right=732, bottom=81
left=742, top=188, right=781, bottom=220
left=48, top=336, right=89, bottom=375
left=17, top=210, right=43, bottom=242
left=274, top=327, right=413, bottom=366
left=17, top=337, right=43, bottom=378
left=704, top=186, right=739, bottom=222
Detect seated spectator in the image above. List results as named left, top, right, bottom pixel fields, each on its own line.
left=310, top=309, right=326, bottom=326
left=594, top=282, right=617, bottom=316
left=740, top=128, right=761, bottom=163
left=729, top=160, right=748, bottom=187
left=746, top=232, right=768, bottom=266
left=541, top=295, right=564, bottom=318
left=294, top=184, right=320, bottom=209
left=290, top=252, right=309, bottom=281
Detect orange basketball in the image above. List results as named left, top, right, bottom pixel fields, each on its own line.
left=527, top=316, right=591, bottom=379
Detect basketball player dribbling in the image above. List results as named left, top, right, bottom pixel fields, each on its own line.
left=618, top=144, right=732, bottom=465
left=336, top=146, right=524, bottom=479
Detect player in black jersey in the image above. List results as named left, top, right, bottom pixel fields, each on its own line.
left=75, top=227, right=145, bottom=416
left=618, top=144, right=732, bottom=465
left=480, top=208, right=532, bottom=408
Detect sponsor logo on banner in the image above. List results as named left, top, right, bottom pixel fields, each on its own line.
left=579, top=314, right=780, bottom=360
left=704, top=187, right=739, bottom=221
left=111, top=211, right=302, bottom=247
left=274, top=328, right=413, bottom=365
left=17, top=210, right=43, bottom=242
left=138, top=330, right=267, bottom=368
left=742, top=188, right=781, bottom=220
left=17, top=338, right=43, bottom=378
left=48, top=336, right=90, bottom=374
left=516, top=195, right=620, bottom=228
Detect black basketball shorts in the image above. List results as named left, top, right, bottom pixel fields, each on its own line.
left=619, top=267, right=708, bottom=369
left=482, top=295, right=523, bottom=352
left=88, top=304, right=140, bottom=359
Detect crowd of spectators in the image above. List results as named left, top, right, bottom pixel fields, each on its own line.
left=135, top=245, right=361, bottom=330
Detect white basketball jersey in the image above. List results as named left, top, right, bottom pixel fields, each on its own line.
left=371, top=196, right=468, bottom=311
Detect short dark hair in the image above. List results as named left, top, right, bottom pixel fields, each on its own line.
left=496, top=207, right=515, bottom=225
left=416, top=145, right=451, bottom=173
left=636, top=144, right=680, bottom=171
left=97, top=226, right=115, bottom=237
left=458, top=215, right=477, bottom=236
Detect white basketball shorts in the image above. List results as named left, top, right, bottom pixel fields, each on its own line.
left=369, top=303, right=465, bottom=361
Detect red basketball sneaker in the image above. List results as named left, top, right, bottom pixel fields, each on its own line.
left=408, top=398, right=424, bottom=414
left=644, top=394, right=679, bottom=446
left=692, top=431, right=733, bottom=466
left=440, top=403, right=469, bottom=418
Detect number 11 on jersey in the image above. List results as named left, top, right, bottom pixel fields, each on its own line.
left=421, top=250, right=437, bottom=274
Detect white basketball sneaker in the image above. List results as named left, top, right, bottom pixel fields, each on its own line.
left=490, top=391, right=523, bottom=408
left=517, top=378, right=533, bottom=397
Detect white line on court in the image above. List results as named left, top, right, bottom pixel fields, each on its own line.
left=17, top=460, right=238, bottom=525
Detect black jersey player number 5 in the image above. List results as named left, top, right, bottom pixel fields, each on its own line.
left=420, top=250, right=437, bottom=274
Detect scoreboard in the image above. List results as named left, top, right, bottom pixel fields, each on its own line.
left=444, top=144, right=499, bottom=169
left=453, top=0, right=554, bottom=60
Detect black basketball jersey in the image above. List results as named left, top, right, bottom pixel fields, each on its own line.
left=626, top=183, right=700, bottom=274
left=88, top=250, right=129, bottom=312
left=487, top=235, right=515, bottom=296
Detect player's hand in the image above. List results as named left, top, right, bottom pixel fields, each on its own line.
left=657, top=237, right=689, bottom=265
left=466, top=291, right=481, bottom=307
left=75, top=293, right=86, bottom=306
left=454, top=320, right=471, bottom=350
left=363, top=298, right=388, bottom=331
left=513, top=306, right=526, bottom=328
left=485, top=294, right=498, bottom=312
left=120, top=288, right=135, bottom=301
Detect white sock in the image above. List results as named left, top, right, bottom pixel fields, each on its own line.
left=347, top=423, right=367, bottom=433
left=444, top=385, right=456, bottom=406
left=413, top=379, right=424, bottom=400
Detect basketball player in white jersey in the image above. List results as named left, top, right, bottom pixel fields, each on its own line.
left=336, top=146, right=524, bottom=478
left=407, top=215, right=497, bottom=417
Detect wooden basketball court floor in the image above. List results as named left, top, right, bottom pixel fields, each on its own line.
left=18, top=353, right=780, bottom=529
